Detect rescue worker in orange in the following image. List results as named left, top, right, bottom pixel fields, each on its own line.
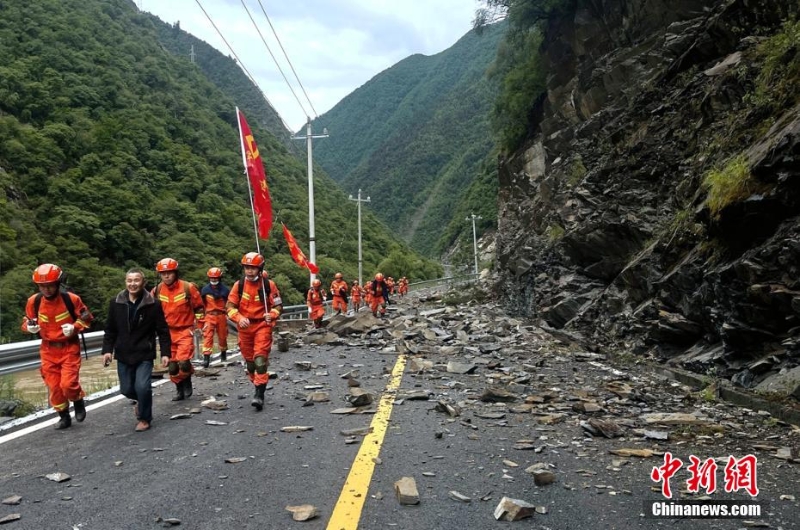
left=370, top=272, right=390, bottom=318
left=330, top=272, right=349, bottom=315
left=201, top=267, right=230, bottom=368
left=22, top=264, right=93, bottom=429
left=350, top=280, right=363, bottom=312
left=226, top=252, right=283, bottom=411
left=307, top=278, right=326, bottom=328
left=399, top=276, right=409, bottom=297
left=386, top=276, right=396, bottom=297
left=364, top=279, right=373, bottom=307
left=153, top=258, right=204, bottom=401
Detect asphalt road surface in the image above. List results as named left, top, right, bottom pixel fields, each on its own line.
left=0, top=309, right=798, bottom=529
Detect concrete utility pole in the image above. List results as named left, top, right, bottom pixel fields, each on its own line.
left=190, top=44, right=195, bottom=64
left=348, top=189, right=371, bottom=286
left=291, top=119, right=328, bottom=284
left=466, top=213, right=482, bottom=275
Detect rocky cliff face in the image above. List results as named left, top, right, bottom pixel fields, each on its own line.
left=496, top=0, right=799, bottom=395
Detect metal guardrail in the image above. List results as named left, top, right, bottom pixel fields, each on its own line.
left=0, top=301, right=335, bottom=377
left=0, top=276, right=479, bottom=377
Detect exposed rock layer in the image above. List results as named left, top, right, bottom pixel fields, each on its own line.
left=496, top=0, right=799, bottom=392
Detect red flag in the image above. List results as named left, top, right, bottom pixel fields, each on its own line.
left=237, top=108, right=272, bottom=239
left=282, top=223, right=319, bottom=274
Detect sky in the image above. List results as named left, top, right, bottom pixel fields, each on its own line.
left=140, top=0, right=481, bottom=132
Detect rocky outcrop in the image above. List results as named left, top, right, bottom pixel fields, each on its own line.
left=496, top=0, right=799, bottom=393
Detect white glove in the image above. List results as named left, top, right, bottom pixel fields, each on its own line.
left=61, top=323, right=75, bottom=337
left=26, top=323, right=41, bottom=334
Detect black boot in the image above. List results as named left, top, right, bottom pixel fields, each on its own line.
left=251, top=384, right=266, bottom=411
left=184, top=376, right=193, bottom=398
left=203, top=356, right=210, bottom=368
left=55, top=410, right=71, bottom=430
left=220, top=350, right=227, bottom=362
left=73, top=399, right=86, bottom=422
left=172, top=381, right=185, bottom=401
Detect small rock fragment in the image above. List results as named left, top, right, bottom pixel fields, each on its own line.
left=45, top=472, right=70, bottom=483
left=449, top=490, right=471, bottom=503
left=394, top=477, right=420, bottom=505
left=285, top=504, right=319, bottom=521
left=493, top=496, right=536, bottom=521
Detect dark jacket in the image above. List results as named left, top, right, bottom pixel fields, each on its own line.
left=102, top=289, right=171, bottom=364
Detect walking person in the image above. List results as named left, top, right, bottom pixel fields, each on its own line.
left=152, top=258, right=205, bottom=401
left=370, top=272, right=390, bottom=318
left=350, top=280, right=363, bottom=312
left=307, top=278, right=326, bottom=328
left=226, top=252, right=283, bottom=411
left=21, top=264, right=93, bottom=430
left=101, top=268, right=171, bottom=432
left=330, top=272, right=348, bottom=315
left=201, top=267, right=230, bottom=367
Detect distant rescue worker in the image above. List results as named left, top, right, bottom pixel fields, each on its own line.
left=370, top=272, right=390, bottom=318
left=330, top=272, right=348, bottom=315
left=307, top=278, right=326, bottom=328
left=386, top=276, right=396, bottom=296
left=226, top=252, right=283, bottom=411
left=153, top=258, right=204, bottom=401
left=201, top=267, right=230, bottom=368
left=350, top=280, right=363, bottom=312
left=364, top=279, right=374, bottom=307
left=101, top=268, right=171, bottom=432
left=22, top=264, right=93, bottom=429
left=399, top=277, right=409, bottom=297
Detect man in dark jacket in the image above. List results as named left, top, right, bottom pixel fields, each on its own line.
left=102, top=268, right=171, bottom=432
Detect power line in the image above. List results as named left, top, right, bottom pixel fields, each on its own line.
left=193, top=0, right=294, bottom=133
left=255, top=0, right=318, bottom=118
left=239, top=0, right=310, bottom=119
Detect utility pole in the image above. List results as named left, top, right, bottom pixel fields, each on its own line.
left=190, top=44, right=196, bottom=64
left=348, top=189, right=371, bottom=285
left=466, top=213, right=482, bottom=275
left=291, top=119, right=328, bottom=284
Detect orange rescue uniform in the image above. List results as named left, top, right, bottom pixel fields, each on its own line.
left=21, top=293, right=91, bottom=412
left=202, top=285, right=229, bottom=356
left=330, top=279, right=349, bottom=313
left=227, top=278, right=282, bottom=386
left=154, top=280, right=204, bottom=385
left=350, top=285, right=363, bottom=310
left=307, top=287, right=326, bottom=326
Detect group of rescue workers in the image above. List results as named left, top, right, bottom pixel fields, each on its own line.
left=306, top=273, right=409, bottom=328
left=21, top=256, right=409, bottom=433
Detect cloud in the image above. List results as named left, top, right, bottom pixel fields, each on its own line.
left=142, top=0, right=479, bottom=131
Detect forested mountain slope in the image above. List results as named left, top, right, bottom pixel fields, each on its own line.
left=311, top=22, right=506, bottom=257
left=0, top=0, right=439, bottom=343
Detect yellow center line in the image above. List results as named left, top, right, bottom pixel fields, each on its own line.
left=327, top=354, right=407, bottom=530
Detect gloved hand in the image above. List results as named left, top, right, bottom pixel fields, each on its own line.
left=26, top=322, right=41, bottom=334
left=61, top=323, right=75, bottom=337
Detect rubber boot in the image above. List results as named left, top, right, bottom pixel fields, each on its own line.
left=220, top=350, right=227, bottom=362
left=73, top=399, right=86, bottom=422
left=172, top=380, right=185, bottom=401
left=203, top=356, right=210, bottom=369
left=55, top=410, right=71, bottom=430
left=251, top=384, right=266, bottom=411
left=184, top=376, right=193, bottom=398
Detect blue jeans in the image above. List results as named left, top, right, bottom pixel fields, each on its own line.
left=117, top=360, right=153, bottom=423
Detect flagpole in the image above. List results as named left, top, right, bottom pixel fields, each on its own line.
left=236, top=106, right=261, bottom=255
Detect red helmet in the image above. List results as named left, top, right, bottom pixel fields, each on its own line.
left=32, top=264, right=63, bottom=284
left=241, top=252, right=265, bottom=267
left=374, top=273, right=384, bottom=281
left=207, top=267, right=222, bottom=278
left=334, top=272, right=343, bottom=280
left=156, top=258, right=179, bottom=272
left=312, top=279, right=322, bottom=288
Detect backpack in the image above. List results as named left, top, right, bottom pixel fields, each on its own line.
left=237, top=276, right=271, bottom=305
left=33, top=289, right=92, bottom=357
left=154, top=280, right=192, bottom=304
